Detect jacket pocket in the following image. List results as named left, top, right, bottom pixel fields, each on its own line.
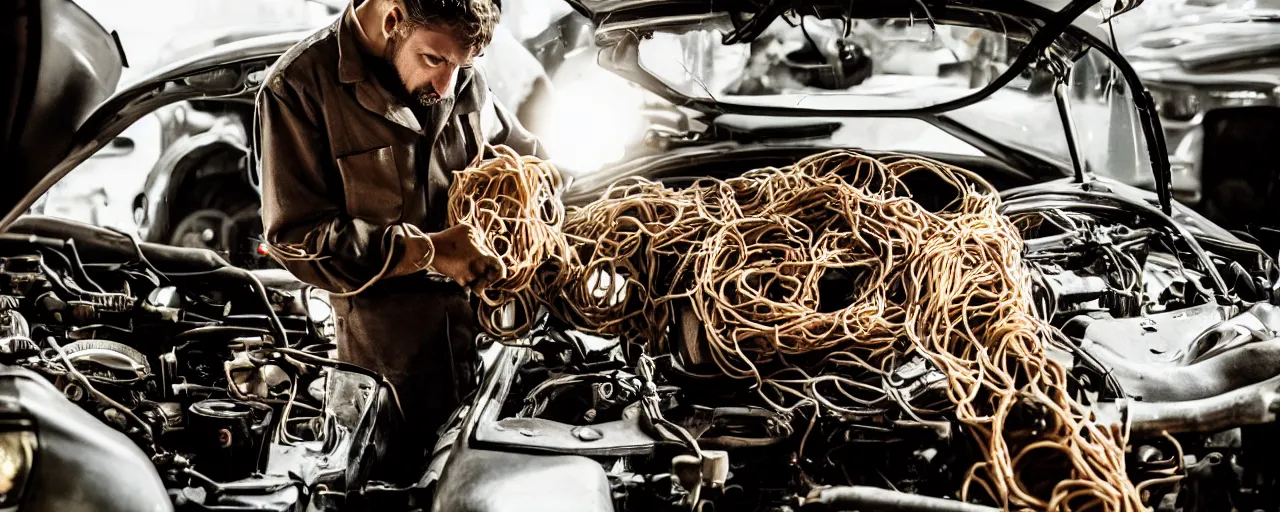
left=336, top=146, right=403, bottom=221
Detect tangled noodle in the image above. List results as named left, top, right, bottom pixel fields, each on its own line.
left=448, top=145, right=1144, bottom=511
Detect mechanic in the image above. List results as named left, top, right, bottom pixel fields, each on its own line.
left=255, top=0, right=544, bottom=478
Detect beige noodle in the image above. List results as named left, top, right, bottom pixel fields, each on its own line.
left=449, top=146, right=1147, bottom=511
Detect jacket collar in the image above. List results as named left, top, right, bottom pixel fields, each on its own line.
left=336, top=2, right=485, bottom=133
left=337, top=2, right=367, bottom=85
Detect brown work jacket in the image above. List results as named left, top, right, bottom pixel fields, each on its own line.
left=253, top=6, right=543, bottom=448
left=255, top=9, right=543, bottom=295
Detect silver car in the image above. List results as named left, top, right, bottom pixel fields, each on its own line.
left=1127, top=1, right=1280, bottom=227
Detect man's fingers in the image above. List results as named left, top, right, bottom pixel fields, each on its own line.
left=452, top=268, right=476, bottom=287
left=488, top=255, right=506, bottom=280
left=476, top=267, right=501, bottom=291
left=461, top=255, right=506, bottom=291
left=470, top=256, right=505, bottom=279
left=467, top=267, right=497, bottom=291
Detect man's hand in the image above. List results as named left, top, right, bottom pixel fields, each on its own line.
left=429, top=225, right=504, bottom=289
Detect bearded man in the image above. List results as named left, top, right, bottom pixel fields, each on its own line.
left=255, top=0, right=543, bottom=476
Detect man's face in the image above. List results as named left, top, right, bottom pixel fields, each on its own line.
left=382, top=22, right=476, bottom=108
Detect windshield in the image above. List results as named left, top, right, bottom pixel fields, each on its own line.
left=947, top=45, right=1153, bottom=182
left=630, top=9, right=1150, bottom=178
left=637, top=11, right=1065, bottom=111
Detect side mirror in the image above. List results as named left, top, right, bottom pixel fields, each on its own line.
left=96, top=136, right=135, bottom=158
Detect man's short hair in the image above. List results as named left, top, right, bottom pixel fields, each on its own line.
left=402, top=0, right=501, bottom=53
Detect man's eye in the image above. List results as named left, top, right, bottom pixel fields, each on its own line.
left=423, top=55, right=444, bottom=66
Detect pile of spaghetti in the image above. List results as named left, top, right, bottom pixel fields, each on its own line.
left=449, top=145, right=1143, bottom=511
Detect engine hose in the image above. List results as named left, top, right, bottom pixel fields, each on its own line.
left=64, top=239, right=107, bottom=293
left=1003, top=190, right=1229, bottom=298
left=69, top=225, right=290, bottom=344
left=804, top=486, right=999, bottom=512
left=8, top=217, right=227, bottom=271
left=164, top=267, right=289, bottom=345
left=1094, top=373, right=1280, bottom=436
left=181, top=466, right=303, bottom=497
left=37, top=260, right=84, bottom=299
left=44, top=337, right=156, bottom=448
left=10, top=228, right=287, bottom=343
left=172, top=325, right=271, bottom=344
left=269, top=347, right=404, bottom=420
left=1011, top=199, right=1222, bottom=302
left=1078, top=337, right=1280, bottom=402
left=697, top=435, right=787, bottom=449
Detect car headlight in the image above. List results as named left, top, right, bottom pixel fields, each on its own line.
left=1148, top=84, right=1276, bottom=122
left=1206, top=88, right=1273, bottom=108
left=0, top=428, right=37, bottom=507
left=1148, top=86, right=1201, bottom=122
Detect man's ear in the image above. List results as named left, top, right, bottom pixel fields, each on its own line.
left=382, top=4, right=405, bottom=38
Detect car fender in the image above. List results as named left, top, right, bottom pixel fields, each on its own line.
left=0, top=365, right=171, bottom=512
left=135, top=122, right=250, bottom=243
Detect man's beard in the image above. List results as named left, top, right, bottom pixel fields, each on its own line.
left=411, top=85, right=443, bottom=107
left=378, top=33, right=443, bottom=108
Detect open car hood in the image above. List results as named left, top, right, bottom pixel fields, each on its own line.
left=1, top=0, right=123, bottom=231
left=565, top=0, right=1146, bottom=23
left=0, top=1, right=307, bottom=232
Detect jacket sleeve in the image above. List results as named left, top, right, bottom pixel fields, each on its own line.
left=255, top=79, right=414, bottom=295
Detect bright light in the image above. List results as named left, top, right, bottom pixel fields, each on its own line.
left=541, top=62, right=647, bottom=174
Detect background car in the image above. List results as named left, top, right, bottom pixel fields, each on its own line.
left=1124, top=0, right=1280, bottom=230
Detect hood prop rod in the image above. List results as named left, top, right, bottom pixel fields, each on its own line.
left=1051, top=59, right=1089, bottom=187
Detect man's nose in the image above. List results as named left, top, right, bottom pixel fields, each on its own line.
left=432, top=66, right=459, bottom=96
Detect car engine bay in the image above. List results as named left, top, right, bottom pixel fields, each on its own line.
left=0, top=217, right=407, bottom=511
left=0, top=145, right=1277, bottom=512
left=432, top=148, right=1280, bottom=512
